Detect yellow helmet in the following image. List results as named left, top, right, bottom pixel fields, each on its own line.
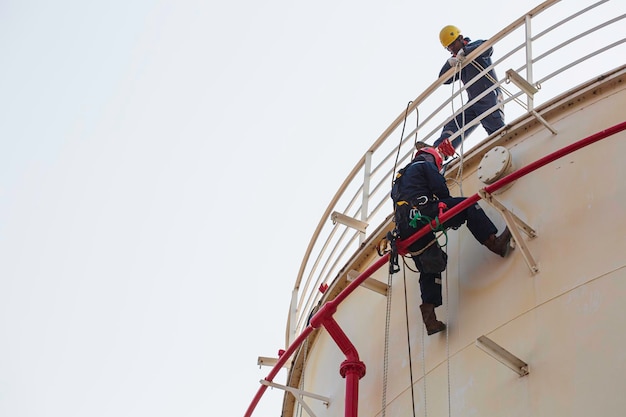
left=439, top=25, right=461, bottom=48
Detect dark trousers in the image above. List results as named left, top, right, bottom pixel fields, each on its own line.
left=436, top=197, right=497, bottom=243
left=398, top=197, right=498, bottom=306
left=400, top=197, right=497, bottom=248
left=412, top=264, right=443, bottom=306
left=434, top=91, right=504, bottom=149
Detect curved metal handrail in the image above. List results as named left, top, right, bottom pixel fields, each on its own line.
left=248, top=119, right=626, bottom=417
left=287, top=0, right=625, bottom=348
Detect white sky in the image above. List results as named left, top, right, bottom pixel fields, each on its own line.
left=0, top=1, right=557, bottom=416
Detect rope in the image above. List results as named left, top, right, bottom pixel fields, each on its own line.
left=385, top=101, right=423, bottom=417
left=449, top=56, right=517, bottom=195
left=444, top=72, right=458, bottom=416
left=468, top=60, right=524, bottom=107
left=421, top=301, right=428, bottom=417
left=414, top=108, right=420, bottom=148
left=441, top=64, right=465, bottom=416
left=402, top=267, right=418, bottom=417
left=381, top=270, right=393, bottom=417
left=295, top=338, right=309, bottom=417
left=447, top=60, right=466, bottom=196
left=383, top=100, right=417, bottom=417
left=444, top=255, right=452, bottom=417
left=391, top=101, right=416, bottom=191
left=406, top=237, right=439, bottom=257
left=436, top=53, right=512, bottom=416
left=408, top=212, right=449, bottom=248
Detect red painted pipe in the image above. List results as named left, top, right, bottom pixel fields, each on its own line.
left=244, top=120, right=626, bottom=417
left=399, top=120, right=626, bottom=253
left=244, top=325, right=314, bottom=417
left=484, top=121, right=626, bottom=195
left=319, top=315, right=366, bottom=417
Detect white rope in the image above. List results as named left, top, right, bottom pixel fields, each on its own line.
left=444, top=62, right=468, bottom=415
left=447, top=60, right=466, bottom=197
left=295, top=338, right=309, bottom=417
left=381, top=270, right=393, bottom=417
left=421, top=309, right=428, bottom=417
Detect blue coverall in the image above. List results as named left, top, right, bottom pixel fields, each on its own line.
left=434, top=38, right=505, bottom=150
left=392, top=153, right=498, bottom=306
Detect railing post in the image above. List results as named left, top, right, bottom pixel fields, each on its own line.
left=524, top=14, right=534, bottom=111
left=360, top=151, right=373, bottom=244
left=288, top=288, right=298, bottom=347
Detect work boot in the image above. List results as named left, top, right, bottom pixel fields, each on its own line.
left=420, top=303, right=446, bottom=336
left=483, top=227, right=513, bottom=257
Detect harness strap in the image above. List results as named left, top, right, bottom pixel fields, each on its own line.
left=409, top=207, right=450, bottom=248
left=407, top=238, right=439, bottom=256
left=397, top=195, right=432, bottom=207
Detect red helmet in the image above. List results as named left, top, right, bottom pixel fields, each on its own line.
left=416, top=147, right=443, bottom=171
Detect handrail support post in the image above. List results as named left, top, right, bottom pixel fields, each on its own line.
left=479, top=189, right=539, bottom=274
left=259, top=379, right=330, bottom=417
left=347, top=270, right=388, bottom=296
left=506, top=68, right=557, bottom=134
left=361, top=151, right=373, bottom=244
left=476, top=335, right=529, bottom=377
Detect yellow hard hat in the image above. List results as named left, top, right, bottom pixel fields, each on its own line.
left=439, top=25, right=461, bottom=48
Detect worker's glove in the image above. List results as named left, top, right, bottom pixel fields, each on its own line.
left=456, top=49, right=466, bottom=62
left=437, top=138, right=456, bottom=158
left=447, top=57, right=460, bottom=67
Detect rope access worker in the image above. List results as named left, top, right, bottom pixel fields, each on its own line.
left=434, top=25, right=505, bottom=159
left=391, top=142, right=512, bottom=335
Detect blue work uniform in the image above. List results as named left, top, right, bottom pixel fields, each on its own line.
left=392, top=153, right=498, bottom=306
left=434, top=38, right=505, bottom=150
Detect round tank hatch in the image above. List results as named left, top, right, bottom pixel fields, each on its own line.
left=478, top=146, right=514, bottom=190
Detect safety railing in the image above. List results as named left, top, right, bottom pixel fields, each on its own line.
left=286, top=0, right=626, bottom=349
left=247, top=119, right=626, bottom=417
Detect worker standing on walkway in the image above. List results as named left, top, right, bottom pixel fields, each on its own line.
left=391, top=142, right=512, bottom=335
left=434, top=25, right=505, bottom=158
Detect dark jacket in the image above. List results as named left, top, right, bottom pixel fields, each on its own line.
left=438, top=37, right=500, bottom=101
left=391, top=154, right=448, bottom=245
left=392, top=155, right=450, bottom=205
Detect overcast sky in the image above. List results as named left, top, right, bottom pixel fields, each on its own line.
left=0, top=1, right=567, bottom=416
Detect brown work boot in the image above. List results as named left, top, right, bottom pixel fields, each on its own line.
left=483, top=227, right=513, bottom=257
left=420, top=303, right=446, bottom=336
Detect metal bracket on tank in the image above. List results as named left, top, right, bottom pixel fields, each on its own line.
left=331, top=212, right=368, bottom=233
left=257, top=356, right=290, bottom=369
left=347, top=270, right=388, bottom=296
left=505, top=69, right=557, bottom=135
left=476, top=335, right=529, bottom=377
left=260, top=380, right=330, bottom=414
left=479, top=189, right=539, bottom=274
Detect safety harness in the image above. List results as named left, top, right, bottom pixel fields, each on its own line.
left=382, top=188, right=450, bottom=275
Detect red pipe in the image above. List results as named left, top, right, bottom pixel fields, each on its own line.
left=244, top=120, right=626, bottom=417
left=399, top=120, right=626, bottom=253
left=341, top=360, right=365, bottom=417
left=484, top=121, right=626, bottom=195
left=310, top=304, right=366, bottom=417
left=244, top=326, right=315, bottom=417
